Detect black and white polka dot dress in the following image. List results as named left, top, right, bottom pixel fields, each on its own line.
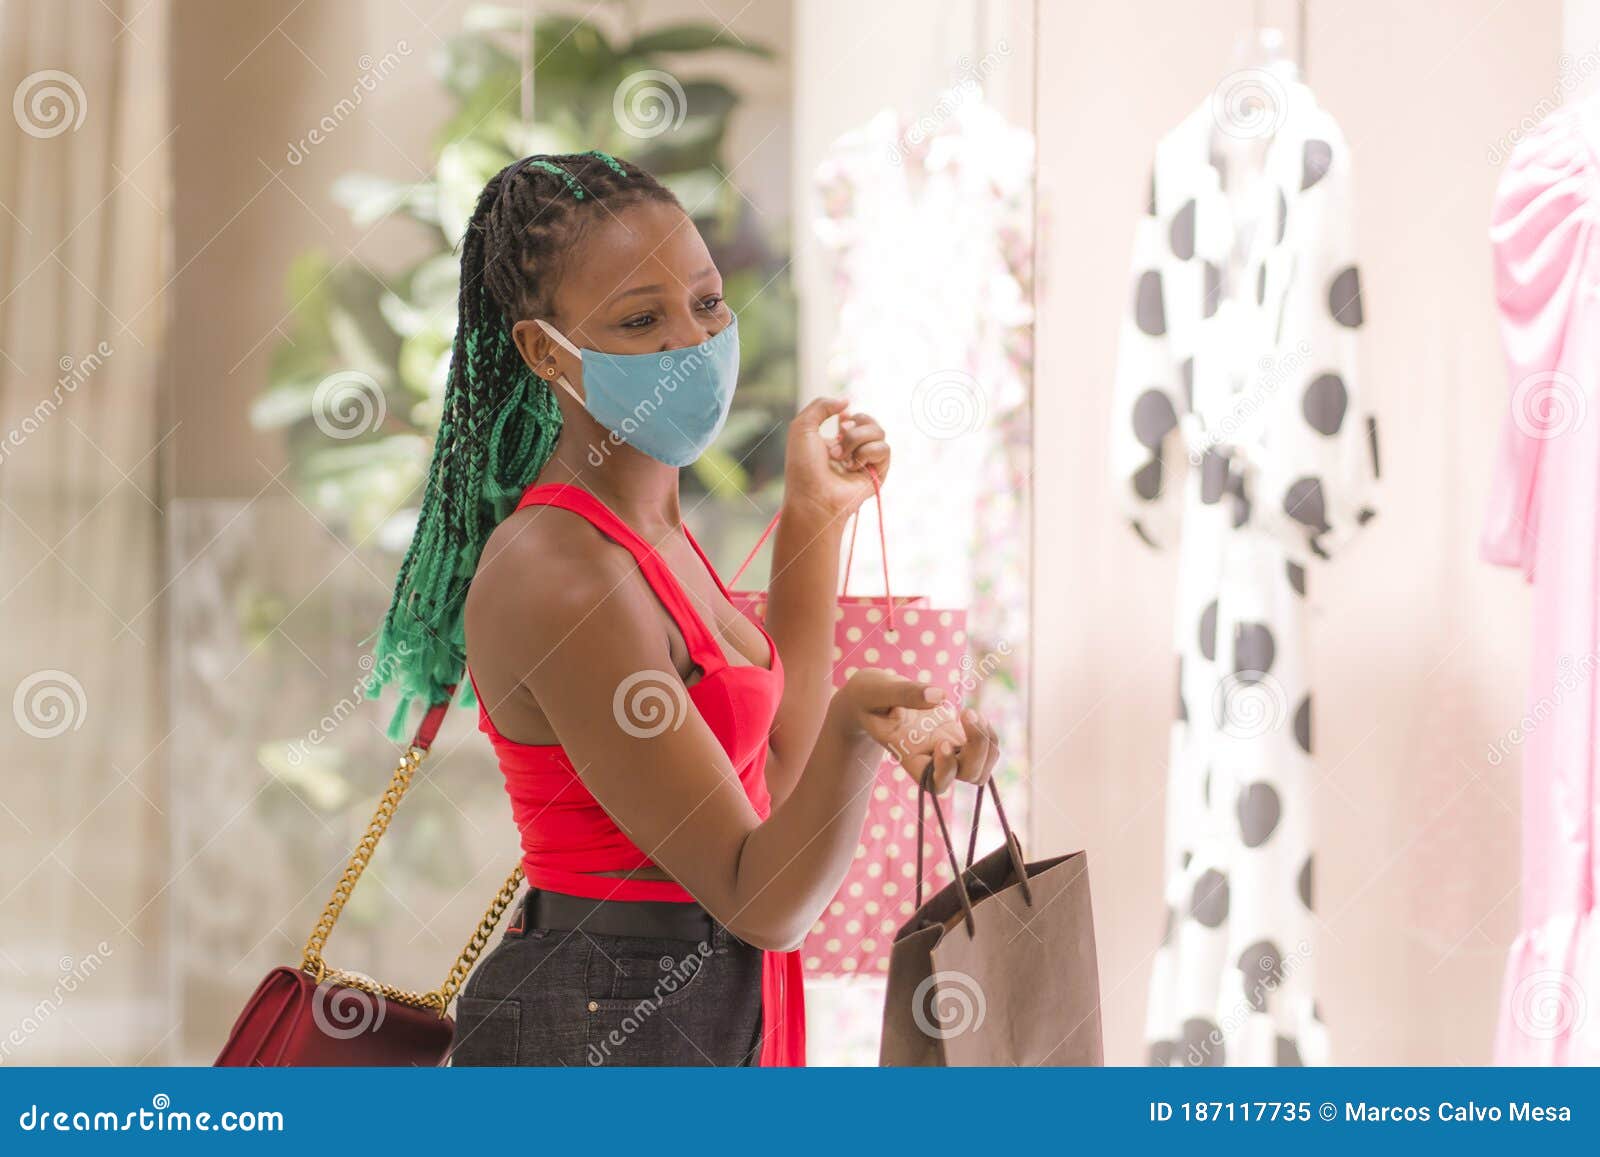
left=1110, top=73, right=1380, bottom=1066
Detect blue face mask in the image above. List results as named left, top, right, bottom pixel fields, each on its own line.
left=534, top=314, right=740, bottom=468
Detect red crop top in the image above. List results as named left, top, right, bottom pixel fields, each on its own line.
left=465, top=481, right=804, bottom=1067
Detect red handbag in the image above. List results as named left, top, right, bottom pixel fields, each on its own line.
left=214, top=694, right=523, bottom=1067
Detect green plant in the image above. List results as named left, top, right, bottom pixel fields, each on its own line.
left=252, top=5, right=796, bottom=545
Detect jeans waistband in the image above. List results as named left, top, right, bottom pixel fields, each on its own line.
left=514, top=887, right=716, bottom=942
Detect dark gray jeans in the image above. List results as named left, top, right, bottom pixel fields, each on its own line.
left=447, top=891, right=764, bottom=1067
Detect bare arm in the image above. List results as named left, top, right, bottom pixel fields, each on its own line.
left=466, top=510, right=947, bottom=952
left=760, top=497, right=844, bottom=808
left=761, top=398, right=893, bottom=806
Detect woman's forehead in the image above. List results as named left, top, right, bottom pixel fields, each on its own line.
left=558, top=201, right=716, bottom=308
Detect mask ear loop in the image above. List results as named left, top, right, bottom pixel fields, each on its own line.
left=532, top=318, right=587, bottom=407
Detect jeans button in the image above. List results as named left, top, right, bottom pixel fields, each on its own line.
left=586, top=1000, right=599, bottom=1013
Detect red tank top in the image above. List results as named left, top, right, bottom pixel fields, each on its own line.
left=465, top=481, right=804, bottom=1067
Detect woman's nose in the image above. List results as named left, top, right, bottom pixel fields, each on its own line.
left=660, top=310, right=721, bottom=351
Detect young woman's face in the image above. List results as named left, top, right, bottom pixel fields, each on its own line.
left=520, top=200, right=731, bottom=381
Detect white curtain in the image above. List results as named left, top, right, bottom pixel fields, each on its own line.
left=0, top=0, right=171, bottom=1063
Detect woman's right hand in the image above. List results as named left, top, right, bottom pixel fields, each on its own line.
left=830, top=669, right=999, bottom=793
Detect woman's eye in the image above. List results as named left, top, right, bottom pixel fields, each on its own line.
left=621, top=314, right=655, bottom=329
left=699, top=296, right=724, bottom=312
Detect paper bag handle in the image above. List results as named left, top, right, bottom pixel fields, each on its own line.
left=914, top=775, right=1035, bottom=938
left=729, top=462, right=898, bottom=630
left=915, top=768, right=977, bottom=936
left=965, top=777, right=1034, bottom=907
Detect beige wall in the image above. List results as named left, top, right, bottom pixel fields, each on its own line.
left=1031, top=0, right=1565, bottom=1063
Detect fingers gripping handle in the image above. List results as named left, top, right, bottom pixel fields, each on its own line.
left=729, top=464, right=896, bottom=630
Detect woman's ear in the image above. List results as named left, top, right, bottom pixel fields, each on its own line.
left=512, top=317, right=584, bottom=404
left=511, top=318, right=551, bottom=375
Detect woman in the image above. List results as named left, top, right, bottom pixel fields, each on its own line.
left=365, top=151, right=1001, bottom=1066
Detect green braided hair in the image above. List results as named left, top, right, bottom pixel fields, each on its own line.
left=364, top=149, right=682, bottom=740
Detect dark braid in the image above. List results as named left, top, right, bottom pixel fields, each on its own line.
left=365, top=150, right=682, bottom=740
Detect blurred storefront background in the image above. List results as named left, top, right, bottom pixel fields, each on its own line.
left=4, top=0, right=1596, bottom=1070
left=0, top=0, right=1033, bottom=1065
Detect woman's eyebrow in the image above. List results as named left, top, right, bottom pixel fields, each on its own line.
left=606, top=267, right=718, bottom=305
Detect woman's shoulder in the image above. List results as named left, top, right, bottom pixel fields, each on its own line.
left=467, top=502, right=646, bottom=644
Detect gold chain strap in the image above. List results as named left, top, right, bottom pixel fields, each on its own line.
left=299, top=742, right=523, bottom=1017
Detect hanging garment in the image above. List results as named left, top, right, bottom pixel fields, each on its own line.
left=1482, top=93, right=1600, bottom=1066
left=1111, top=72, right=1380, bottom=1066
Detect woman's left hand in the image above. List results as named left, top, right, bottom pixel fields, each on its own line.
left=783, top=396, right=892, bottom=524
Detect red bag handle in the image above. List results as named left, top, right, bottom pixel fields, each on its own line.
left=729, top=462, right=897, bottom=629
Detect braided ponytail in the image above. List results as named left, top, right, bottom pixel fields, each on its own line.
left=364, top=150, right=681, bottom=739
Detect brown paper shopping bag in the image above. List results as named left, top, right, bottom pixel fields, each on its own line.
left=880, top=776, right=1104, bottom=1066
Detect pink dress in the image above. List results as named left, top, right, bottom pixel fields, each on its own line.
left=1483, top=94, right=1600, bottom=1065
